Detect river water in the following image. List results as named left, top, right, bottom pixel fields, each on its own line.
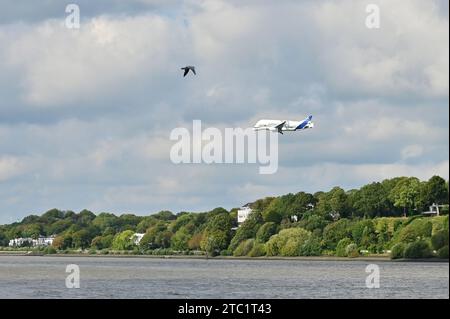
left=0, top=256, right=447, bottom=298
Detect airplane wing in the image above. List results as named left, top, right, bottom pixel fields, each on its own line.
left=274, top=121, right=286, bottom=134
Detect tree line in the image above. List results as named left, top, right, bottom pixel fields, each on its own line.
left=0, top=175, right=448, bottom=259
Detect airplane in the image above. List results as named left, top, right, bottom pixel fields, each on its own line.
left=253, top=115, right=314, bottom=134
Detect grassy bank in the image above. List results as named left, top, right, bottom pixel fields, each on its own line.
left=1, top=248, right=448, bottom=263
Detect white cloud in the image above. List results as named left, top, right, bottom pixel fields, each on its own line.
left=4, top=14, right=183, bottom=106
left=401, top=144, right=424, bottom=160
left=0, top=156, right=28, bottom=181
left=312, top=0, right=449, bottom=98
left=352, top=160, right=449, bottom=182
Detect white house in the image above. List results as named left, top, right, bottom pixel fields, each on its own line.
left=237, top=206, right=253, bottom=224
left=35, top=235, right=56, bottom=246
left=422, top=203, right=441, bottom=217
left=9, top=237, right=33, bottom=247
left=9, top=235, right=55, bottom=247
left=132, top=233, right=145, bottom=245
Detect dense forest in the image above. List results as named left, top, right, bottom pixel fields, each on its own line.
left=0, top=175, right=448, bottom=259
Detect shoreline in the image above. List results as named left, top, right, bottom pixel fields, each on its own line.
left=0, top=251, right=448, bottom=262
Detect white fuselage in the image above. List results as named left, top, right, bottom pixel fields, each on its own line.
left=253, top=119, right=314, bottom=132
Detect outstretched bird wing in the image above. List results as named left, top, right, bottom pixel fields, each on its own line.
left=191, top=67, right=196, bottom=75
left=183, top=68, right=189, bottom=77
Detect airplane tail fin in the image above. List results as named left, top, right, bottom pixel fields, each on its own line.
left=295, top=115, right=313, bottom=130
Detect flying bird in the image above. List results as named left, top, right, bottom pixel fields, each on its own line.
left=181, top=66, right=196, bottom=77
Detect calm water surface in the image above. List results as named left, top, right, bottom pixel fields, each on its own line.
left=0, top=256, right=448, bottom=298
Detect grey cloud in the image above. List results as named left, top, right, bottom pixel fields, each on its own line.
left=0, top=0, right=182, bottom=24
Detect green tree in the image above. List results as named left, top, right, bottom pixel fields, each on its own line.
left=352, top=182, right=390, bottom=218
left=40, top=209, right=65, bottom=224
left=92, top=213, right=120, bottom=233
left=139, top=221, right=168, bottom=249
left=206, top=212, right=233, bottom=234
left=138, top=232, right=153, bottom=250
left=136, top=216, right=158, bottom=233
left=77, top=209, right=96, bottom=226
left=335, top=238, right=353, bottom=257
left=389, top=177, right=421, bottom=216
left=403, top=240, right=433, bottom=259
left=188, top=233, right=203, bottom=250
left=431, top=229, right=449, bottom=251
left=229, top=211, right=263, bottom=250
left=251, top=197, right=276, bottom=213
left=263, top=192, right=315, bottom=221
left=255, top=222, right=278, bottom=243
left=153, top=210, right=176, bottom=221
left=201, top=230, right=228, bottom=256
left=312, top=192, right=329, bottom=218
left=43, top=246, right=57, bottom=254
left=168, top=214, right=194, bottom=233
left=21, top=215, right=40, bottom=224
left=171, top=226, right=191, bottom=251
left=0, top=230, right=8, bottom=247
left=329, top=187, right=351, bottom=218
left=91, top=235, right=114, bottom=250
left=248, top=242, right=266, bottom=257
left=229, top=209, right=238, bottom=224
left=208, top=207, right=229, bottom=217
left=297, top=213, right=329, bottom=234
left=437, top=246, right=449, bottom=258
left=47, top=219, right=72, bottom=235
left=266, top=228, right=311, bottom=256
left=299, top=236, right=322, bottom=256
left=291, top=192, right=316, bottom=216
left=155, top=230, right=173, bottom=248
left=416, top=181, right=430, bottom=212
left=262, top=209, right=283, bottom=224
left=375, top=218, right=392, bottom=248
left=52, top=234, right=72, bottom=250
left=21, top=224, right=43, bottom=239
left=426, top=176, right=449, bottom=205
left=201, top=212, right=233, bottom=251
left=396, top=219, right=432, bottom=243
left=381, top=177, right=406, bottom=215
left=72, top=229, right=92, bottom=249
left=233, top=239, right=255, bottom=256
left=315, top=187, right=351, bottom=219
left=351, top=219, right=376, bottom=248
left=345, top=243, right=359, bottom=258
left=323, top=218, right=353, bottom=250
left=117, top=214, right=142, bottom=231
left=111, top=230, right=136, bottom=250
left=390, top=243, right=406, bottom=259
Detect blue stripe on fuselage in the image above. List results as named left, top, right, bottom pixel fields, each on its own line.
left=296, top=119, right=308, bottom=130
left=296, top=115, right=312, bottom=130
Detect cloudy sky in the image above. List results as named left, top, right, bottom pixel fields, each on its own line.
left=0, top=0, right=448, bottom=223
